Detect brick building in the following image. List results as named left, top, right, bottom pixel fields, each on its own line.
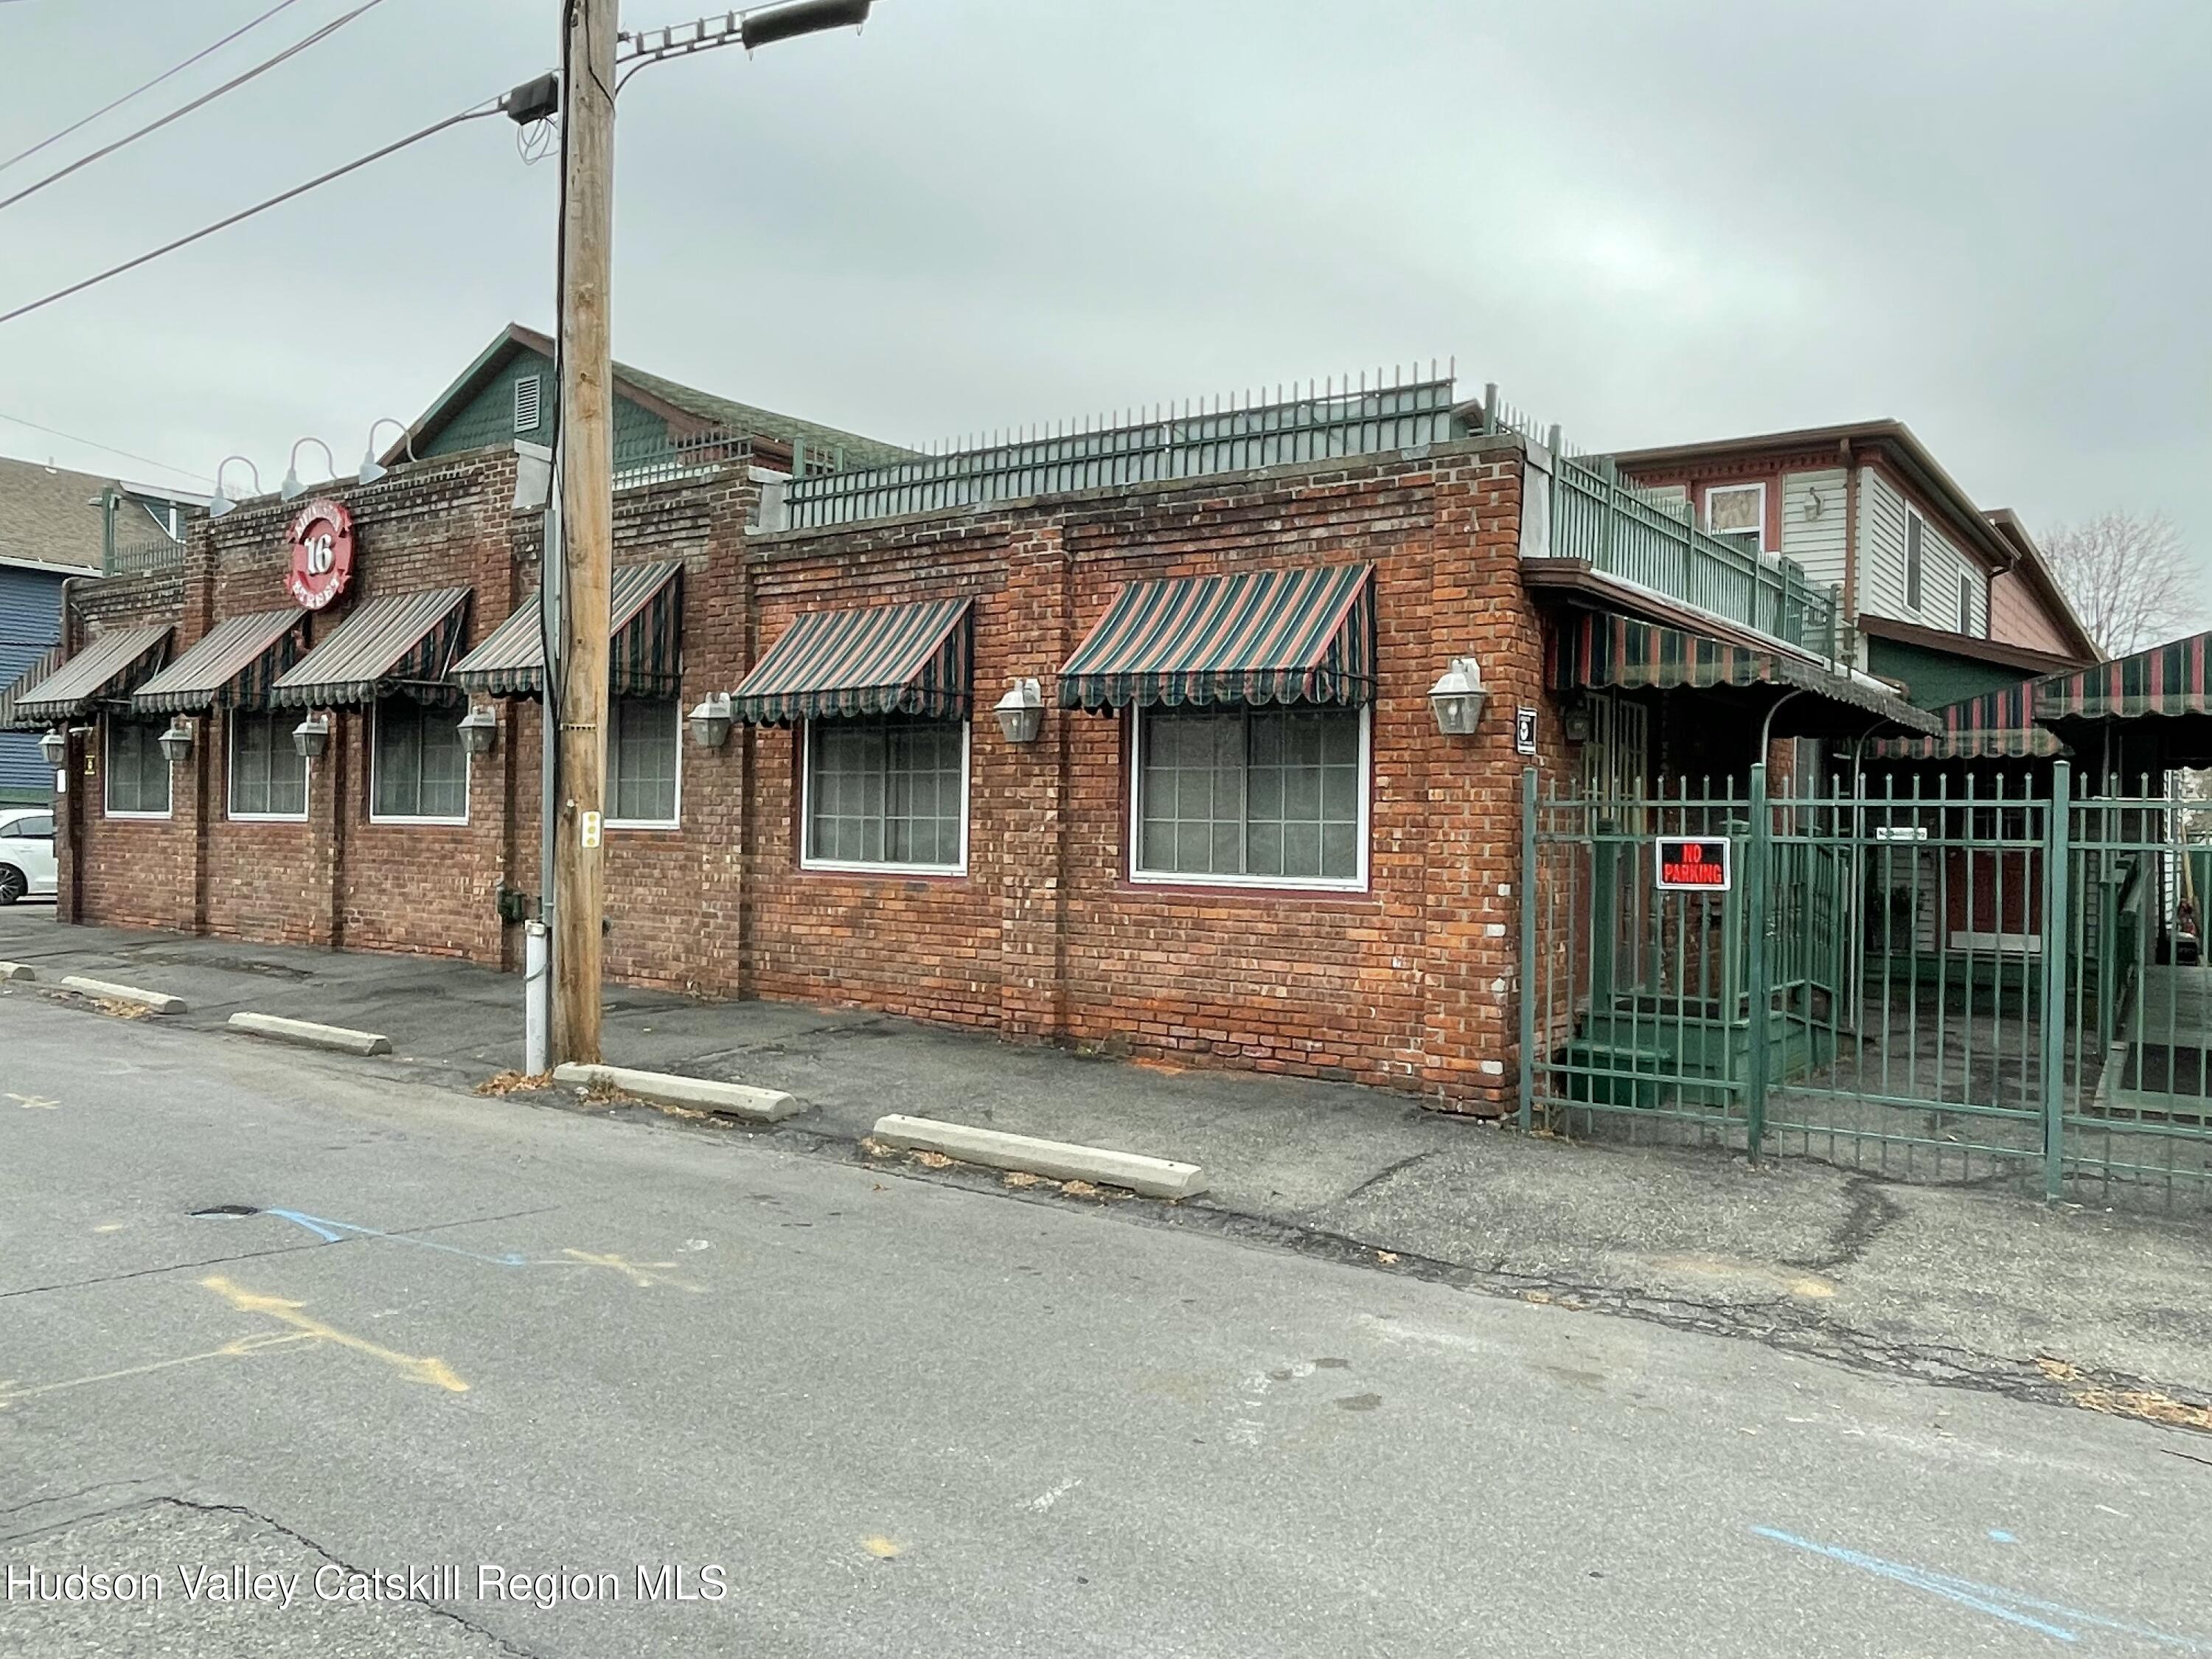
left=11, top=377, right=1947, bottom=1113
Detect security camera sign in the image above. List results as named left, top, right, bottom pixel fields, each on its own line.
left=286, top=498, right=355, bottom=610
left=1656, top=837, right=1731, bottom=891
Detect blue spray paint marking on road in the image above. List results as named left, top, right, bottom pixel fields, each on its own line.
left=265, top=1210, right=529, bottom=1267
left=1753, top=1528, right=2212, bottom=1651
left=1992, top=1530, right=2020, bottom=1545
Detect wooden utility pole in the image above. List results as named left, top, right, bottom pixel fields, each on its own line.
left=552, top=0, right=616, bottom=1064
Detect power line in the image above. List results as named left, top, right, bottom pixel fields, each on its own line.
left=0, top=0, right=394, bottom=215
left=0, top=0, right=310, bottom=177
left=0, top=413, right=214, bottom=484
left=0, top=101, right=500, bottom=326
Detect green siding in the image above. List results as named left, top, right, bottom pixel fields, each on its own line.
left=1868, top=636, right=2035, bottom=709
left=417, top=348, right=672, bottom=459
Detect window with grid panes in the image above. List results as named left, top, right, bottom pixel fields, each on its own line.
left=608, top=695, right=679, bottom=825
left=104, top=716, right=171, bottom=816
left=1135, top=706, right=1363, bottom=884
left=229, top=709, right=307, bottom=818
left=372, top=696, right=467, bottom=821
left=804, top=715, right=966, bottom=870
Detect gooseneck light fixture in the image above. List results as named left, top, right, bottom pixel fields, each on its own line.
left=206, top=456, right=262, bottom=520
left=358, top=419, right=417, bottom=486
left=281, top=437, right=338, bottom=503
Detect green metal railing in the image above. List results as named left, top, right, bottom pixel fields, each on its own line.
left=1523, top=763, right=2212, bottom=1213
left=102, top=499, right=187, bottom=577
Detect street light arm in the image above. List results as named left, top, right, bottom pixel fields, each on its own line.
left=615, top=0, right=869, bottom=87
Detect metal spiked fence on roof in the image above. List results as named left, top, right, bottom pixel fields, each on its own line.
left=779, top=366, right=1460, bottom=531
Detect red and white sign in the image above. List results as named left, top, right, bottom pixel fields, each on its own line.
left=285, top=498, right=355, bottom=610
left=1656, top=837, right=1732, bottom=891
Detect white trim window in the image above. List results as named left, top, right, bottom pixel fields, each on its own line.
left=103, top=714, right=172, bottom=818
left=1704, top=482, right=1767, bottom=555
left=607, top=695, right=681, bottom=829
left=228, top=708, right=308, bottom=820
left=1905, top=511, right=1926, bottom=611
left=370, top=696, right=469, bottom=824
left=1131, top=704, right=1369, bottom=890
left=801, top=714, right=968, bottom=874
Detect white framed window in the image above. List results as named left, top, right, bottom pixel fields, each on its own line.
left=1130, top=703, right=1370, bottom=891
left=370, top=697, right=469, bottom=824
left=801, top=714, right=968, bottom=874
left=228, top=709, right=308, bottom=820
left=1704, top=482, right=1767, bottom=554
left=1905, top=511, right=1925, bottom=611
left=103, top=714, right=172, bottom=818
left=514, top=375, right=543, bottom=434
left=607, top=695, right=681, bottom=829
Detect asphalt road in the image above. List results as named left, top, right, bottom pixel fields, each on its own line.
left=3, top=992, right=2209, bottom=1658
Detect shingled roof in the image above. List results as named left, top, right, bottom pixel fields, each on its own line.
left=392, top=323, right=915, bottom=471
left=0, top=456, right=106, bottom=572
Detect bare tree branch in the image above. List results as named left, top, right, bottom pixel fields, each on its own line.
left=2040, top=510, right=2199, bottom=657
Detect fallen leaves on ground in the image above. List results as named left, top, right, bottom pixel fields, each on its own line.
left=91, top=997, right=150, bottom=1020
left=912, top=1150, right=953, bottom=1169
left=1376, top=1250, right=1399, bottom=1265
left=1060, top=1179, right=1099, bottom=1197
left=1003, top=1170, right=1044, bottom=1189
left=475, top=1070, right=552, bottom=1096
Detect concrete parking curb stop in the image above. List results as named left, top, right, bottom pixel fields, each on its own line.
left=0, top=961, right=31, bottom=981
left=871, top=1114, right=1209, bottom=1200
left=58, top=975, right=185, bottom=1014
left=552, top=1062, right=804, bottom=1122
left=227, top=1012, right=393, bottom=1056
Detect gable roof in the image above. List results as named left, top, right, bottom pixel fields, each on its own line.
left=390, top=323, right=914, bottom=470
left=1608, top=418, right=2098, bottom=664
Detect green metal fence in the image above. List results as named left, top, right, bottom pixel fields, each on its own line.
left=1521, top=763, right=2212, bottom=1212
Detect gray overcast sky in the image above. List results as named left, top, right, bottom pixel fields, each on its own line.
left=1, top=1, right=2206, bottom=583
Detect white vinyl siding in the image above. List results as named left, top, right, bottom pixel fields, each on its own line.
left=1778, top=467, right=1848, bottom=591
left=1854, top=466, right=1987, bottom=638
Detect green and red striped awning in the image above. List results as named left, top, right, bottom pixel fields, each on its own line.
left=1548, top=611, right=1941, bottom=734
left=0, top=644, right=62, bottom=732
left=132, top=608, right=307, bottom=715
left=731, top=597, right=972, bottom=726
left=2037, top=629, right=2211, bottom=722
left=451, top=560, right=684, bottom=698
left=1057, top=563, right=1374, bottom=712
left=268, top=588, right=470, bottom=709
left=1868, top=684, right=2064, bottom=760
left=10, top=623, right=171, bottom=725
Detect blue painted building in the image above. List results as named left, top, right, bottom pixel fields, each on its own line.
left=0, top=556, right=75, bottom=804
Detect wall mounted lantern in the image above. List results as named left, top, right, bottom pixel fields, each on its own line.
left=993, top=678, right=1044, bottom=745
left=1428, top=657, right=1488, bottom=736
left=281, top=437, right=338, bottom=504
left=156, top=718, right=196, bottom=766
left=687, top=692, right=734, bottom=751
left=1561, top=700, right=1592, bottom=744
left=457, top=706, right=500, bottom=757
left=292, top=714, right=331, bottom=759
left=38, top=728, right=66, bottom=768
left=357, top=419, right=417, bottom=486
left=207, top=456, right=262, bottom=520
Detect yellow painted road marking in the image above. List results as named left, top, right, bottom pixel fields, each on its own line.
left=7, top=1093, right=58, bottom=1110
left=0, top=1332, right=313, bottom=1408
left=557, top=1248, right=698, bottom=1291
left=861, top=1537, right=902, bottom=1559
left=200, top=1276, right=469, bottom=1392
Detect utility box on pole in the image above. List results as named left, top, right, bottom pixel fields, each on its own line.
left=553, top=0, right=616, bottom=1065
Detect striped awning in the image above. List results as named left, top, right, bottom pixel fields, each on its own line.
left=1057, top=563, right=1374, bottom=712
left=132, top=608, right=307, bottom=715
left=2037, top=629, right=2211, bottom=722
left=731, top=597, right=972, bottom=726
left=1549, top=611, right=1941, bottom=734
left=10, top=623, right=171, bottom=724
left=268, top=588, right=470, bottom=709
left=1868, top=684, right=2065, bottom=761
left=451, top=560, right=683, bottom=698
left=0, top=644, right=63, bottom=732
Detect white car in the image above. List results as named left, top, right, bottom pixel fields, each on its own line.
left=0, top=807, right=57, bottom=905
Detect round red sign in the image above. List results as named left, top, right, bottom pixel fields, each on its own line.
left=286, top=498, right=355, bottom=611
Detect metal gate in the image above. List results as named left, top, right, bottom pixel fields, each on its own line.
left=1519, top=762, right=2212, bottom=1212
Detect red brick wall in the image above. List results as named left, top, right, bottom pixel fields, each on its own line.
left=60, top=437, right=1584, bottom=1113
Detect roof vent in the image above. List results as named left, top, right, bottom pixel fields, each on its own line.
left=515, top=375, right=543, bottom=434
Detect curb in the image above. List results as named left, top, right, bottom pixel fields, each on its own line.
left=0, top=961, right=31, bottom=981
left=871, top=1114, right=1208, bottom=1200
left=227, top=1012, right=393, bottom=1056
left=552, top=1062, right=803, bottom=1123
left=58, top=975, right=186, bottom=1014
